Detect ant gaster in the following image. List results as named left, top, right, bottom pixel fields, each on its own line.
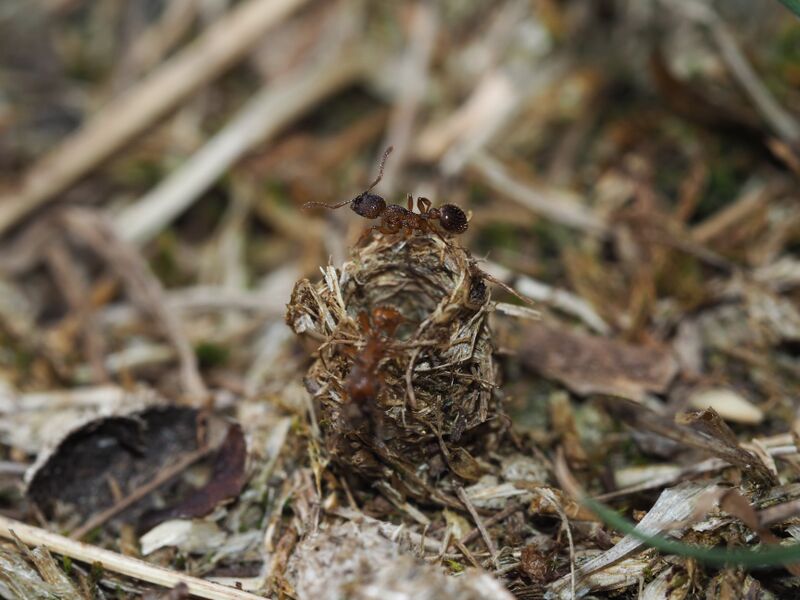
left=303, top=146, right=469, bottom=237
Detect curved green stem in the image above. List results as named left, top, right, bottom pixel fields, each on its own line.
left=583, top=495, right=800, bottom=568
left=777, top=0, right=800, bottom=18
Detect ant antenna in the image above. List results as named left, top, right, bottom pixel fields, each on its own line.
left=302, top=146, right=394, bottom=211
left=303, top=198, right=351, bottom=210
left=366, top=146, right=393, bottom=192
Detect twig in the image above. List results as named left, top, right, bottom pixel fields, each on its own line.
left=61, top=209, right=207, bottom=403
left=116, top=51, right=364, bottom=245
left=117, top=0, right=199, bottom=84
left=453, top=537, right=482, bottom=569
left=378, top=2, right=438, bottom=195
left=456, top=486, right=499, bottom=569
left=0, top=515, right=264, bottom=600
left=405, top=347, right=421, bottom=409
left=670, top=0, right=800, bottom=144
left=538, top=485, right=577, bottom=600
left=0, top=0, right=310, bottom=236
left=70, top=444, right=213, bottom=540
left=484, top=261, right=610, bottom=334
left=43, top=239, right=108, bottom=381
left=330, top=507, right=441, bottom=553
left=708, top=13, right=800, bottom=144
left=0, top=461, right=29, bottom=476
left=469, top=151, right=609, bottom=237
left=459, top=502, right=523, bottom=547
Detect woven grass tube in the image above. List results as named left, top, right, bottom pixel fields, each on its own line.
left=286, top=233, right=503, bottom=505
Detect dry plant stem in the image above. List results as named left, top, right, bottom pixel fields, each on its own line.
left=459, top=502, right=523, bottom=547
left=330, top=508, right=441, bottom=553
left=485, top=261, right=609, bottom=334
left=0, top=461, right=28, bottom=475
left=469, top=151, right=609, bottom=237
left=456, top=486, right=499, bottom=569
left=453, top=538, right=482, bottom=569
left=118, top=0, right=199, bottom=82
left=378, top=2, right=438, bottom=194
left=70, top=444, right=213, bottom=540
left=692, top=180, right=770, bottom=244
left=0, top=0, right=310, bottom=236
left=513, top=274, right=608, bottom=334
left=117, top=52, right=363, bottom=245
left=43, top=240, right=108, bottom=381
left=0, top=515, right=263, bottom=600
left=538, top=485, right=577, bottom=600
left=671, top=0, right=800, bottom=144
left=61, top=209, right=207, bottom=402
left=759, top=497, right=800, bottom=527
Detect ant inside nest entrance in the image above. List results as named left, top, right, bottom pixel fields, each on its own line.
left=287, top=227, right=505, bottom=506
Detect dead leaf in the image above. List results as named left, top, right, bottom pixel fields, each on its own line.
left=520, top=322, right=678, bottom=400
left=27, top=406, right=203, bottom=522
left=26, top=406, right=247, bottom=536
left=138, top=422, right=247, bottom=530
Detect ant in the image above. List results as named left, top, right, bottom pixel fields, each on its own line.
left=303, top=146, right=469, bottom=238
left=341, top=305, right=403, bottom=436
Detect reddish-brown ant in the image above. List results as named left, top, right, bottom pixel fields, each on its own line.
left=303, top=146, right=469, bottom=238
left=341, top=305, right=403, bottom=436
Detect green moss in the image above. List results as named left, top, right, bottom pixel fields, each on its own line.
left=475, top=222, right=519, bottom=252
left=195, top=341, right=230, bottom=369
left=446, top=559, right=465, bottom=573
left=61, top=555, right=73, bottom=575
left=149, top=232, right=183, bottom=286
left=89, top=560, right=104, bottom=584
left=656, top=254, right=705, bottom=308
left=110, top=158, right=165, bottom=189
left=773, top=21, right=800, bottom=66
left=694, top=148, right=749, bottom=223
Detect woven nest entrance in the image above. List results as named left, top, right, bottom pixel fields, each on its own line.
left=287, top=233, right=503, bottom=504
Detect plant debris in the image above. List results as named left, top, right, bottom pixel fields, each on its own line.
left=519, top=322, right=679, bottom=400
left=287, top=233, right=502, bottom=505
left=26, top=406, right=246, bottom=538
left=1, top=1, right=800, bottom=598
left=286, top=520, right=514, bottom=600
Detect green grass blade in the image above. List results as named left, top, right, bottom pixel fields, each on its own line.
left=583, top=495, right=800, bottom=567
left=777, top=0, right=800, bottom=18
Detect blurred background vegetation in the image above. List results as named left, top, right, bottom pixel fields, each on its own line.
left=1, top=1, right=800, bottom=598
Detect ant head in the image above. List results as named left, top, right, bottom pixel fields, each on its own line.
left=302, top=146, right=393, bottom=217
left=438, top=204, right=469, bottom=234
left=351, top=193, right=386, bottom=219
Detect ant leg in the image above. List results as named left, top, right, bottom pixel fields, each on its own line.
left=357, top=226, right=381, bottom=244
left=422, top=219, right=447, bottom=244
left=357, top=311, right=371, bottom=333
left=417, top=197, right=432, bottom=214
left=406, top=194, right=414, bottom=211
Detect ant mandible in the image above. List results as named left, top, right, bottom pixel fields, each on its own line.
left=303, top=146, right=469, bottom=238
